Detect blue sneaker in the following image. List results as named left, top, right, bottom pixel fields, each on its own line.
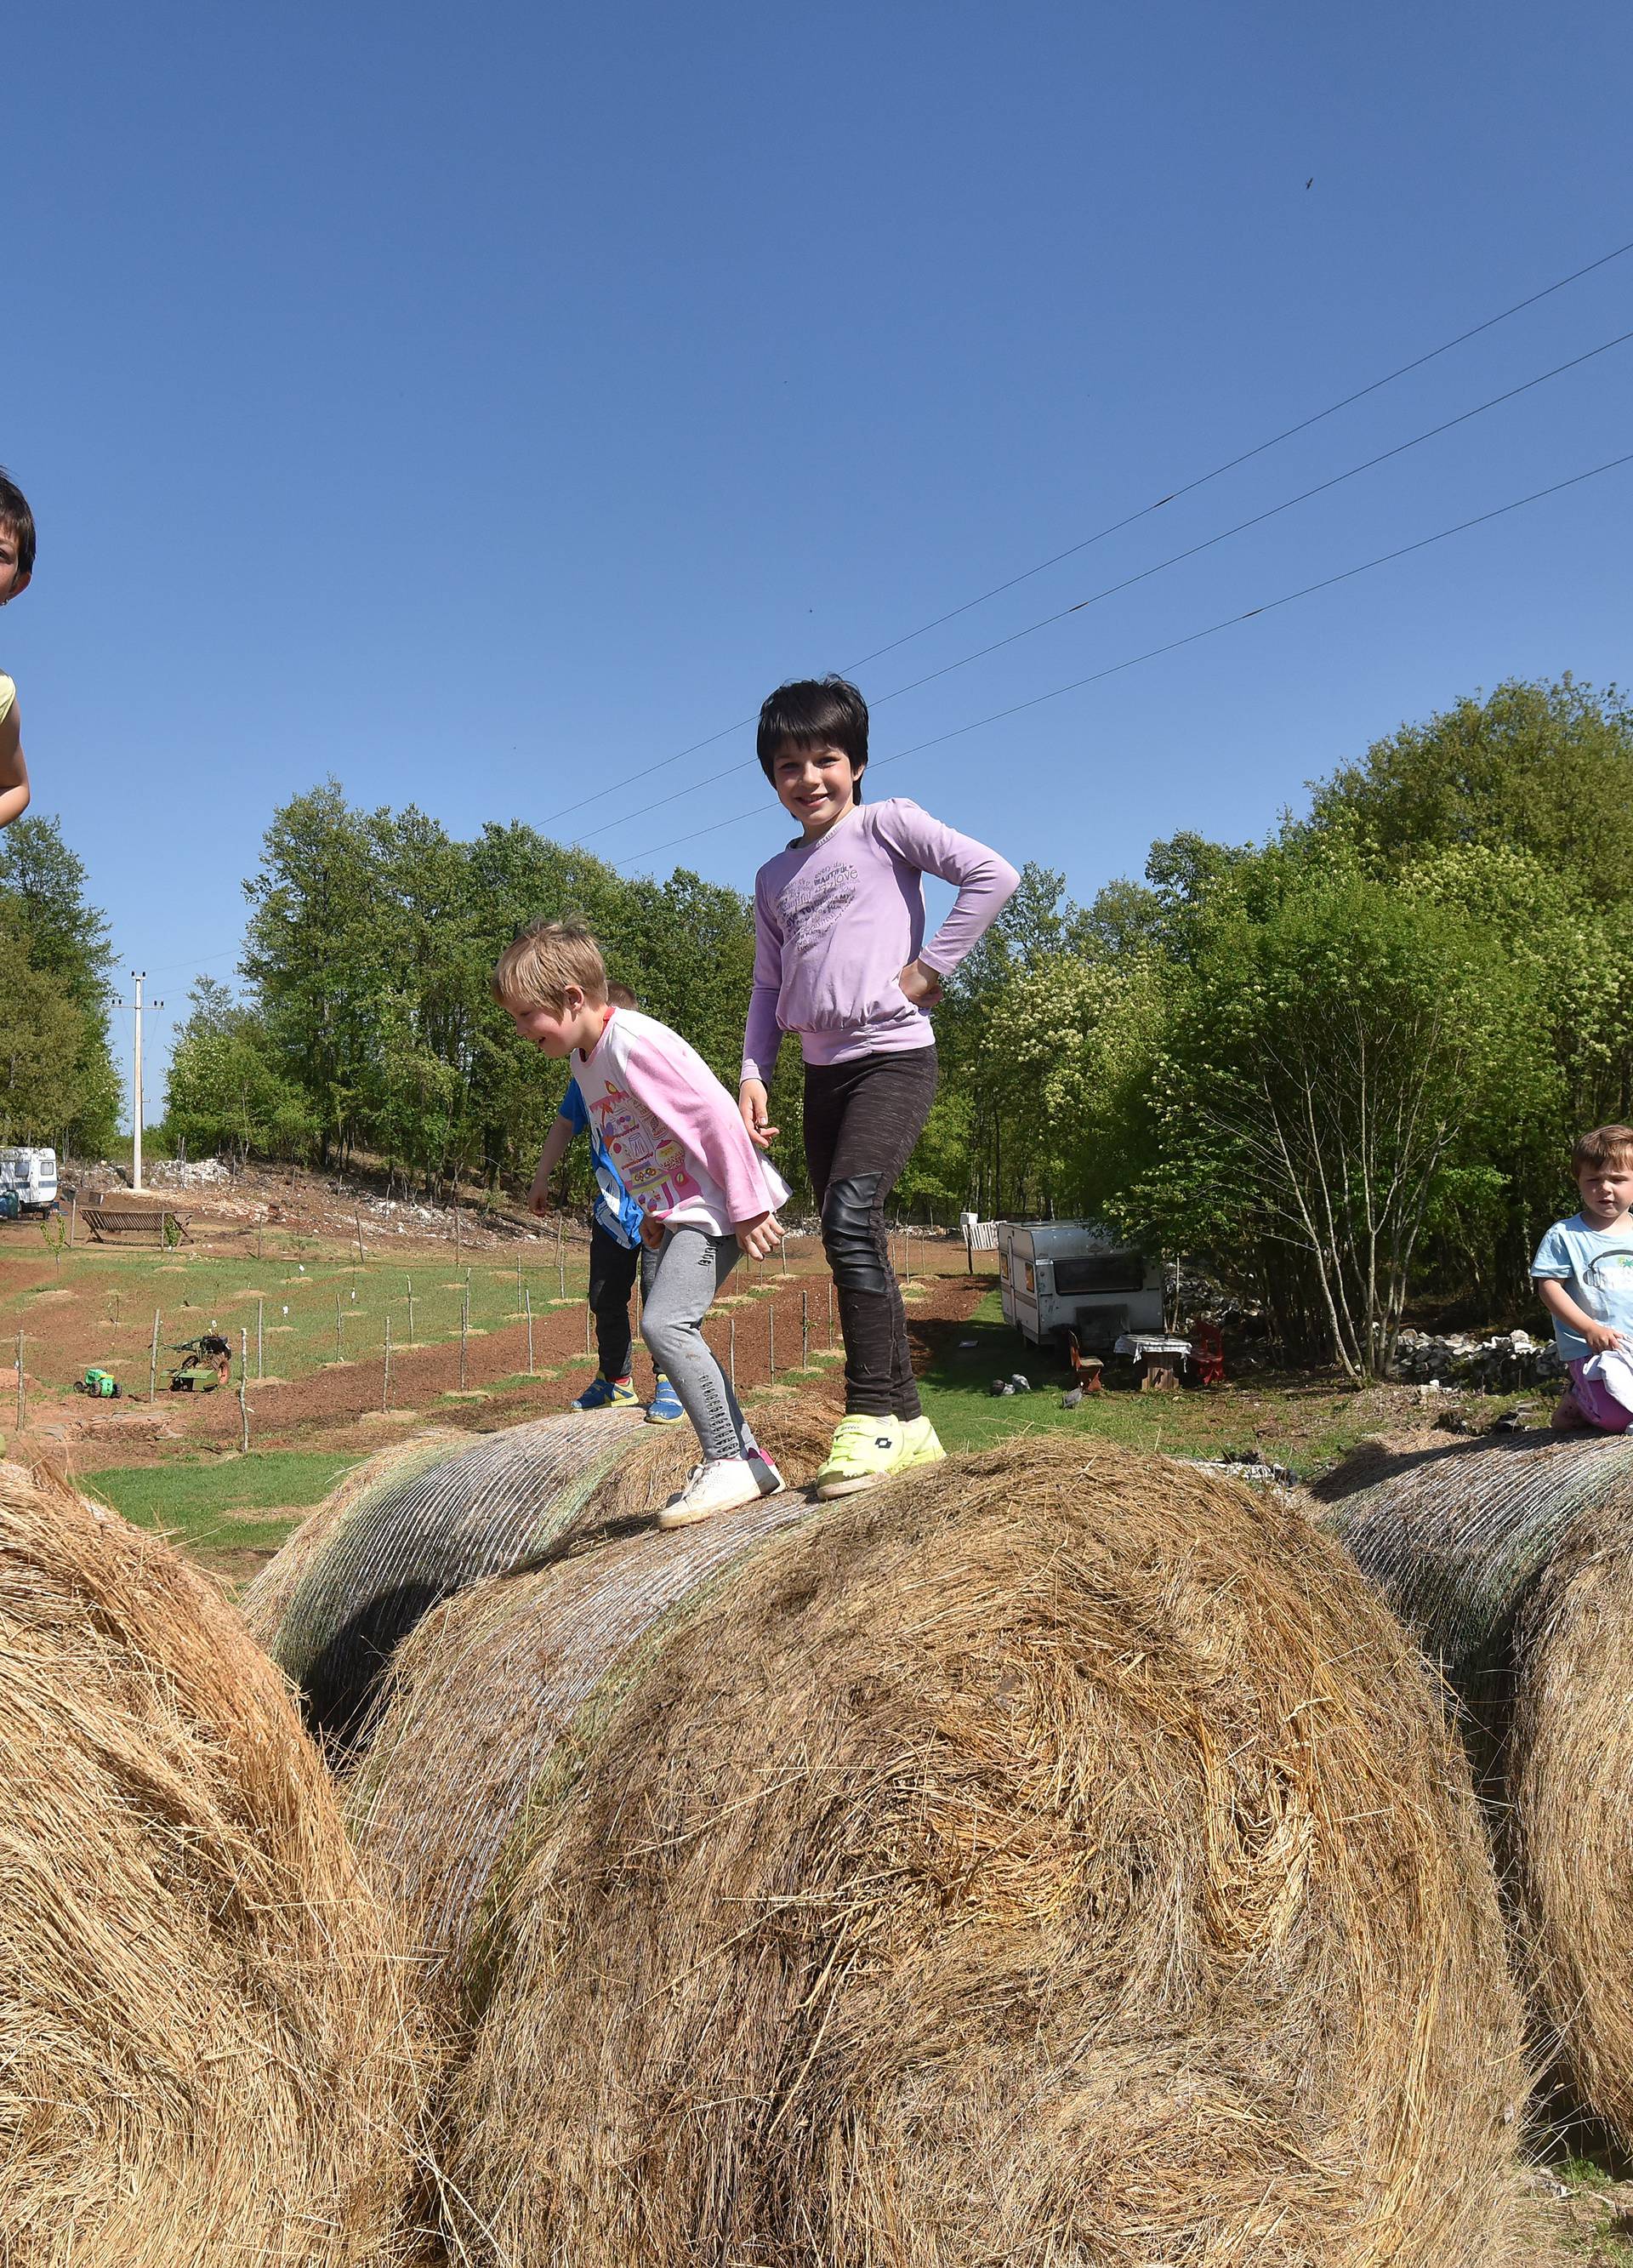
left=646, top=1374, right=685, bottom=1424
left=573, top=1374, right=639, bottom=1411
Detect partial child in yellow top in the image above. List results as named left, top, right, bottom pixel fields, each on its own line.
left=0, top=470, right=36, bottom=830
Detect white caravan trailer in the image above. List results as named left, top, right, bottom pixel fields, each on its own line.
left=997, top=1219, right=1164, bottom=1353
left=0, top=1148, right=60, bottom=1213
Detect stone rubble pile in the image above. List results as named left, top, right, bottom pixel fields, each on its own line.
left=147, top=1157, right=230, bottom=1188
left=1390, top=1327, right=1562, bottom=1389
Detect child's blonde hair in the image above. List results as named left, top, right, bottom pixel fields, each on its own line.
left=492, top=919, right=607, bottom=1011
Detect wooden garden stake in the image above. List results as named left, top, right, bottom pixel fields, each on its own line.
left=460, top=1283, right=469, bottom=1389
left=149, top=1310, right=161, bottom=1402
left=384, top=1315, right=392, bottom=1412
left=14, top=1331, right=24, bottom=1429
left=335, top=1293, right=343, bottom=1360
left=256, top=1296, right=265, bottom=1380
left=557, top=1214, right=566, bottom=1298
left=238, top=1330, right=250, bottom=1452
left=802, top=1289, right=809, bottom=1368
left=768, top=1304, right=776, bottom=1378
left=525, top=1288, right=535, bottom=1375
left=407, top=1275, right=416, bottom=1346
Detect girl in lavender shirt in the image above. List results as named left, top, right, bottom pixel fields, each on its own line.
left=739, top=676, right=1018, bottom=1499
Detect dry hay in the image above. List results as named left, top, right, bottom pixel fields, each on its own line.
left=1327, top=1432, right=1633, bottom=2147
left=243, top=1407, right=648, bottom=1754
left=377, top=1436, right=1524, bottom=2266
left=1325, top=1430, right=1633, bottom=1744
left=350, top=1401, right=836, bottom=1970
left=0, top=1458, right=428, bottom=2268
left=1508, top=1511, right=1633, bottom=2144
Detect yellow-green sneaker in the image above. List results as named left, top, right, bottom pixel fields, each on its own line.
left=815, top=1415, right=903, bottom=1500
left=895, top=1415, right=946, bottom=1471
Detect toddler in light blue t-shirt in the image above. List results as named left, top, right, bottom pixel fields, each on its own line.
left=1531, top=1125, right=1633, bottom=1432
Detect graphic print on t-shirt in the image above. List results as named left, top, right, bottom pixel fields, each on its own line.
left=778, top=859, right=857, bottom=947
left=590, top=1080, right=703, bottom=1215
left=1583, top=1245, right=1633, bottom=1319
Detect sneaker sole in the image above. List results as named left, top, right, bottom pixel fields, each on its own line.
left=646, top=1410, right=685, bottom=1423
left=657, top=1484, right=765, bottom=1530
left=815, top=1469, right=894, bottom=1500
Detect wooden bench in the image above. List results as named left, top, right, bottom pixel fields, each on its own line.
left=82, top=1207, right=191, bottom=1246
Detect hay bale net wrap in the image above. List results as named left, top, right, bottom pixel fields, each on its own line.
left=241, top=1425, right=465, bottom=1642
left=1325, top=1432, right=1633, bottom=1730
left=0, top=1461, right=428, bottom=2268
left=1510, top=1511, right=1633, bottom=2146
left=247, top=1407, right=647, bottom=1753
left=350, top=1402, right=836, bottom=1969
left=420, top=1439, right=1525, bottom=2268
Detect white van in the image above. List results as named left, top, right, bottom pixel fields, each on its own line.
left=0, top=1148, right=60, bottom=1212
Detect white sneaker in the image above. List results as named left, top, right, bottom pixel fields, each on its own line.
left=657, top=1456, right=767, bottom=1530
left=744, top=1445, right=785, bottom=1499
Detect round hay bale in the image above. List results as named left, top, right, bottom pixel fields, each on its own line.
left=1326, top=1431, right=1633, bottom=1741
left=245, top=1407, right=649, bottom=1753
left=242, top=1424, right=466, bottom=1637
left=384, top=1439, right=1526, bottom=2266
left=0, top=1460, right=426, bottom=2266
left=1510, top=1512, right=1633, bottom=2144
left=350, top=1402, right=838, bottom=1967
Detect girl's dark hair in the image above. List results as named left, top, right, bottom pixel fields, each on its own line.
left=756, top=676, right=868, bottom=801
left=0, top=470, right=36, bottom=578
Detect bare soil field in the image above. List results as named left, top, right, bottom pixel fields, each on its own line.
left=0, top=1177, right=976, bottom=1475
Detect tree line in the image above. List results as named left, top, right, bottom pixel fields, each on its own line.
left=0, top=818, right=119, bottom=1154
left=152, top=674, right=1632, bottom=1378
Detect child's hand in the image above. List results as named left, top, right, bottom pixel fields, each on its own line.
left=526, top=1166, right=554, bottom=1216
left=897, top=960, right=943, bottom=1008
left=1585, top=1320, right=1626, bottom=1353
left=739, top=1080, right=778, bottom=1150
left=736, top=1211, right=782, bottom=1262
left=640, top=1213, right=668, bottom=1251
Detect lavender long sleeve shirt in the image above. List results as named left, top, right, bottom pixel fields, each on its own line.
left=741, top=798, right=1019, bottom=1080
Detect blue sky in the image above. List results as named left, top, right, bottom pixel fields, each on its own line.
left=4, top=1, right=1630, bottom=1122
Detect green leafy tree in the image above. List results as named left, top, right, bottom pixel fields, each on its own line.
left=0, top=815, right=119, bottom=1151
left=0, top=913, right=90, bottom=1145
left=1124, top=855, right=1551, bottom=1375
left=1307, top=677, right=1633, bottom=905
left=162, top=978, right=317, bottom=1165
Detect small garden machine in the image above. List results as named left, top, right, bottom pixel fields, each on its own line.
left=168, top=1335, right=232, bottom=1392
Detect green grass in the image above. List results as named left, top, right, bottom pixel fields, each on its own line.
left=83, top=1448, right=360, bottom=1551
left=916, top=1291, right=1419, bottom=1476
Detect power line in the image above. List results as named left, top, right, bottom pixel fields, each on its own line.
left=543, top=234, right=1633, bottom=831
left=612, top=447, right=1633, bottom=875
left=569, top=325, right=1633, bottom=848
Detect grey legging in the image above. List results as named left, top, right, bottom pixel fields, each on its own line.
left=640, top=1224, right=760, bottom=1463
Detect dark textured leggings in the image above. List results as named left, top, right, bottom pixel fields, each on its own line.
left=587, top=1217, right=657, bottom=1382
left=804, top=1046, right=938, bottom=1420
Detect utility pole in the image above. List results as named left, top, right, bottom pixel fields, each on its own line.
left=122, top=972, right=164, bottom=1193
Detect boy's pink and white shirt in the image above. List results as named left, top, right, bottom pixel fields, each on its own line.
left=571, top=1006, right=789, bottom=1239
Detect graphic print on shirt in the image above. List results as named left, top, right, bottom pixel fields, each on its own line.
left=1583, top=1245, right=1633, bottom=1319
left=778, top=859, right=857, bottom=948
left=589, top=1080, right=703, bottom=1216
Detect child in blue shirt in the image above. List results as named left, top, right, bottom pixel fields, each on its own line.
left=1531, top=1124, right=1633, bottom=1433
left=529, top=983, right=682, bottom=1421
